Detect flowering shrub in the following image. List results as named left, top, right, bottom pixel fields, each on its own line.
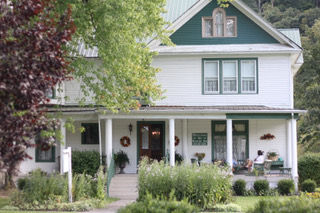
left=11, top=167, right=107, bottom=210
left=118, top=192, right=199, bottom=213
left=138, top=157, right=232, bottom=209
left=305, top=192, right=320, bottom=199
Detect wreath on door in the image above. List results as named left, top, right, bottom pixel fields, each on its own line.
left=120, top=136, right=131, bottom=147
left=175, top=136, right=180, bottom=146
left=41, top=143, right=50, bottom=152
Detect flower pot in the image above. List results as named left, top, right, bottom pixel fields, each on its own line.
left=268, top=155, right=279, bottom=161
left=118, top=163, right=126, bottom=174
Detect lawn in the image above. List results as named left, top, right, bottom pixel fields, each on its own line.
left=233, top=196, right=290, bottom=211
left=0, top=197, right=10, bottom=209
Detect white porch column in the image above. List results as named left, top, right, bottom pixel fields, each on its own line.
left=287, top=120, right=292, bottom=168
left=226, top=119, right=233, bottom=169
left=98, top=116, right=102, bottom=164
left=105, top=119, right=113, bottom=167
left=291, top=117, right=298, bottom=179
left=169, top=119, right=175, bottom=166
left=182, top=119, right=188, bottom=163
left=60, top=119, right=66, bottom=174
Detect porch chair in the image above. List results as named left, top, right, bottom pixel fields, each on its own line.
left=253, top=160, right=273, bottom=175
left=263, top=160, right=273, bottom=175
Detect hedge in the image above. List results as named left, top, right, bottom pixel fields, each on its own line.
left=298, top=153, right=320, bottom=185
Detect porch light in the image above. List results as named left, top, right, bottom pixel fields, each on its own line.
left=129, top=124, right=133, bottom=135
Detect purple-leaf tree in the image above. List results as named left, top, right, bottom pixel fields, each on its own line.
left=0, top=0, right=75, bottom=187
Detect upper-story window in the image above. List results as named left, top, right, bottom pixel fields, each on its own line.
left=203, top=58, right=258, bottom=95
left=45, top=88, right=56, bottom=99
left=202, top=8, right=237, bottom=38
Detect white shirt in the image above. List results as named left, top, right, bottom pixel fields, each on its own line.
left=254, top=155, right=264, bottom=164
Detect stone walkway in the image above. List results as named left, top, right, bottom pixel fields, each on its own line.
left=86, top=174, right=138, bottom=213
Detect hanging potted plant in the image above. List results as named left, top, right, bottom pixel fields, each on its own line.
left=114, top=150, right=130, bottom=174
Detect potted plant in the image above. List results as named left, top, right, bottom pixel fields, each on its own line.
left=114, top=150, right=130, bottom=174
left=267, top=151, right=279, bottom=161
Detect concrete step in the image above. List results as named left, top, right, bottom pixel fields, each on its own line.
left=108, top=174, right=138, bottom=201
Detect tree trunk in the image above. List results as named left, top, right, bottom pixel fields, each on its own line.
left=258, top=0, right=262, bottom=13
left=4, top=172, right=14, bottom=189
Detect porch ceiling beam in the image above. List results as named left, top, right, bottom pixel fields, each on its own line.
left=98, top=115, right=227, bottom=119
left=226, top=113, right=300, bottom=119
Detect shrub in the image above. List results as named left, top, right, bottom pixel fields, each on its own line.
left=301, top=179, right=317, bottom=192
left=138, top=157, right=233, bottom=209
left=17, top=177, right=27, bottom=191
left=233, top=179, right=246, bottom=196
left=277, top=179, right=295, bottom=195
left=72, top=150, right=106, bottom=176
left=253, top=180, right=269, bottom=196
left=247, top=197, right=320, bottom=213
left=214, top=203, right=242, bottom=212
left=118, top=192, right=199, bottom=213
left=298, top=153, right=320, bottom=185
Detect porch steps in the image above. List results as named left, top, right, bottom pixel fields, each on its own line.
left=109, top=174, right=138, bottom=200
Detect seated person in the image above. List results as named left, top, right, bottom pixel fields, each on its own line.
left=233, top=159, right=237, bottom=167
left=244, top=159, right=253, bottom=172
left=254, top=150, right=265, bottom=164
left=232, top=159, right=238, bottom=172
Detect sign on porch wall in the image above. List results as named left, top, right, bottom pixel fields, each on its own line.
left=192, top=133, right=208, bottom=145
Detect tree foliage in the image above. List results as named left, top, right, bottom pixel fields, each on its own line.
left=295, top=20, right=320, bottom=153
left=0, top=0, right=75, bottom=185
left=54, top=0, right=173, bottom=113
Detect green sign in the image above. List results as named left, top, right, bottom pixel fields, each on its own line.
left=192, top=133, right=208, bottom=145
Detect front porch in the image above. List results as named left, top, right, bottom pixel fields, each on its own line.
left=21, top=105, right=303, bottom=186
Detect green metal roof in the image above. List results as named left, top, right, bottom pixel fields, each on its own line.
left=163, top=0, right=199, bottom=23
left=278, top=28, right=302, bottom=47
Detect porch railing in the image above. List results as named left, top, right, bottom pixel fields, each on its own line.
left=106, top=150, right=115, bottom=196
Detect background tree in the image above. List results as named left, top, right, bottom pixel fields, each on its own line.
left=295, top=20, right=320, bottom=153
left=0, top=0, right=75, bottom=187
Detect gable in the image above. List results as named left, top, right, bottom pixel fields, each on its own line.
left=169, top=1, right=279, bottom=45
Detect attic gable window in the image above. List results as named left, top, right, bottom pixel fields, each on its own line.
left=202, top=8, right=237, bottom=38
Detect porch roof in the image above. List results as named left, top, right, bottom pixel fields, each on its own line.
left=47, top=105, right=306, bottom=116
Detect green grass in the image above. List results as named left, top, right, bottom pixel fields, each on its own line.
left=233, top=196, right=290, bottom=211
left=0, top=197, right=10, bottom=209
left=0, top=212, right=70, bottom=213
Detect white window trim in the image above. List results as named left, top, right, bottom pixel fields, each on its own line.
left=202, top=8, right=237, bottom=38
left=222, top=60, right=238, bottom=94
left=241, top=60, right=257, bottom=93
left=204, top=60, right=220, bottom=94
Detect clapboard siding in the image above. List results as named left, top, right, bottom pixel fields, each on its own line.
left=249, top=119, right=288, bottom=166
left=153, top=54, right=291, bottom=108
left=169, top=1, right=278, bottom=45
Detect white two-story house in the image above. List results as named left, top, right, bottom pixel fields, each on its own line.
left=20, top=0, right=304, bottom=185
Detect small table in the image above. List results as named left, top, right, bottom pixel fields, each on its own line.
left=271, top=160, right=284, bottom=170
left=279, top=167, right=291, bottom=176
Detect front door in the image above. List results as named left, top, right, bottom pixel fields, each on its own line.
left=138, top=122, right=164, bottom=161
